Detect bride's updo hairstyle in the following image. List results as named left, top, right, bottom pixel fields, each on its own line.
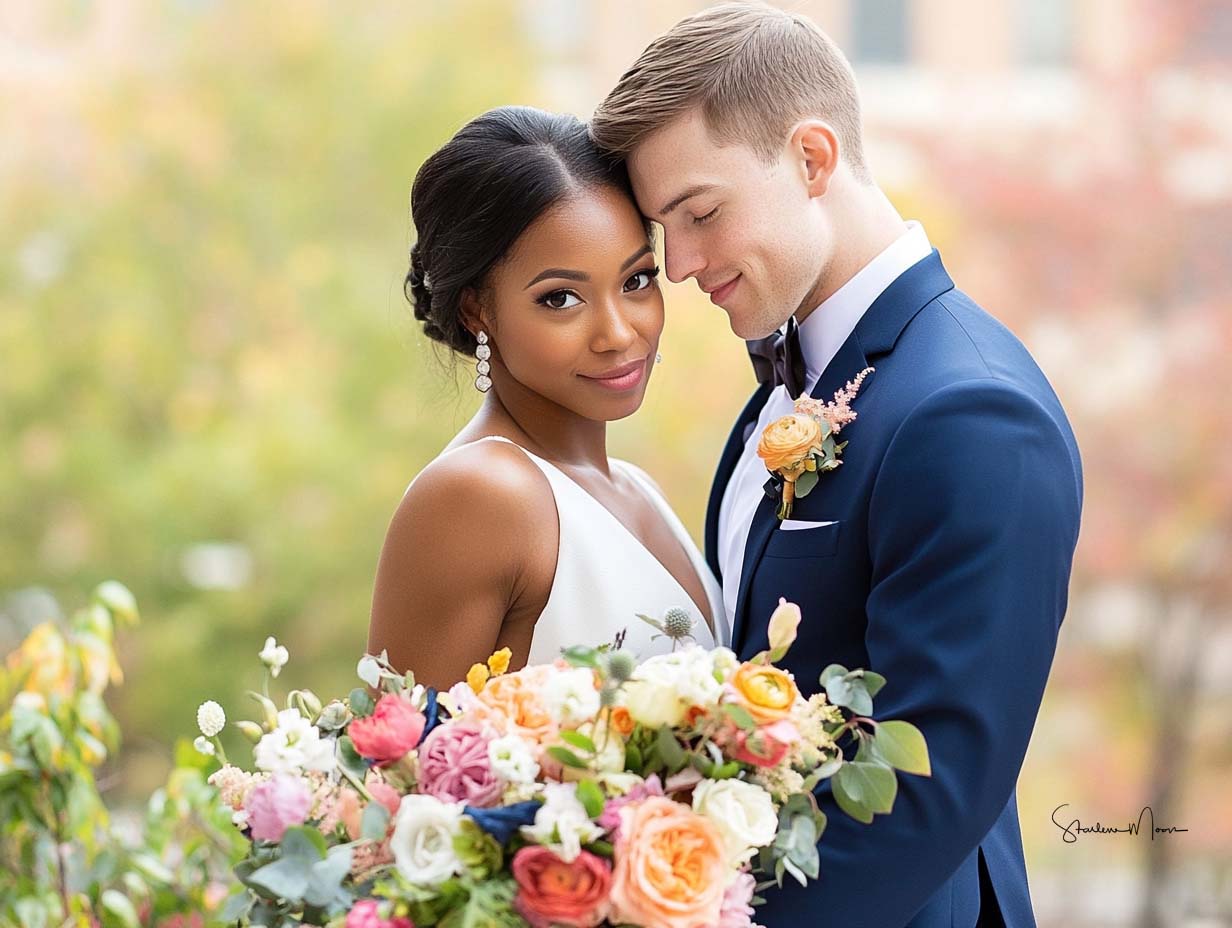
left=406, top=106, right=648, bottom=357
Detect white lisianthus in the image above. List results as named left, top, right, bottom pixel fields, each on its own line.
left=488, top=734, right=540, bottom=784
left=259, top=636, right=289, bottom=677
left=624, top=646, right=724, bottom=729
left=520, top=782, right=604, bottom=863
left=356, top=655, right=382, bottom=689
left=193, top=736, right=216, bottom=756
left=542, top=668, right=601, bottom=727
left=691, top=778, right=779, bottom=868
left=710, top=646, right=740, bottom=681
left=390, top=794, right=466, bottom=886
left=196, top=700, right=226, bottom=737
left=254, top=708, right=335, bottom=775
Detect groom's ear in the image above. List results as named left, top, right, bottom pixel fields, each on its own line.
left=789, top=120, right=840, bottom=199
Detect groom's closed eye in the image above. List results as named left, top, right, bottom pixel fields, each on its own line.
left=692, top=206, right=720, bottom=226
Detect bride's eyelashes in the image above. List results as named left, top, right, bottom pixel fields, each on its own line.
left=533, top=266, right=661, bottom=311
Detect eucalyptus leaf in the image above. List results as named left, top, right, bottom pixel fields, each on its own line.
left=348, top=687, right=375, bottom=718
left=859, top=669, right=887, bottom=698
left=361, top=800, right=391, bottom=840
left=559, top=730, right=597, bottom=754
left=793, top=470, right=819, bottom=498
left=870, top=720, right=931, bottom=776
left=836, top=761, right=897, bottom=815
left=656, top=726, right=686, bottom=769
left=721, top=703, right=758, bottom=732
left=303, top=845, right=353, bottom=908
left=818, top=664, right=849, bottom=688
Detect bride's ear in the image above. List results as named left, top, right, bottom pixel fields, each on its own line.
left=458, top=287, right=491, bottom=344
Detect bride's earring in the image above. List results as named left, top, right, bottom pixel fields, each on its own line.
left=475, top=331, right=492, bottom=393
left=655, top=352, right=663, bottom=365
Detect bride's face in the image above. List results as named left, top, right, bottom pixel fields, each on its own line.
left=479, top=185, right=664, bottom=422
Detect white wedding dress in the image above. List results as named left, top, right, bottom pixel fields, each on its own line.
left=473, top=436, right=728, bottom=661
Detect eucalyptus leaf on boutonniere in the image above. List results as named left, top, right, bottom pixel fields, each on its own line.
left=757, top=367, right=875, bottom=520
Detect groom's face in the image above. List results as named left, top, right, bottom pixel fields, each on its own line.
left=627, top=109, right=828, bottom=340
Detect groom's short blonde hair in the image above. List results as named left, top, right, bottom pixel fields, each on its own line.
left=591, top=1, right=870, bottom=182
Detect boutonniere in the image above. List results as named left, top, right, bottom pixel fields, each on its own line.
left=757, top=367, right=875, bottom=520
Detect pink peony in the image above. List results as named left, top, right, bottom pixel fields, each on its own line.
left=513, top=846, right=611, bottom=928
left=416, top=722, right=503, bottom=807
left=245, top=774, right=312, bottom=842
left=345, top=899, right=414, bottom=928
left=348, top=694, right=426, bottom=766
left=711, top=870, right=759, bottom=928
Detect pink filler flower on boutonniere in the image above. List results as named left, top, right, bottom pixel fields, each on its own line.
left=757, top=367, right=874, bottom=520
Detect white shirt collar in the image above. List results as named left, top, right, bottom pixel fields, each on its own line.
left=796, top=220, right=933, bottom=390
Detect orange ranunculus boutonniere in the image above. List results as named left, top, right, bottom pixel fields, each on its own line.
left=757, top=367, right=874, bottom=520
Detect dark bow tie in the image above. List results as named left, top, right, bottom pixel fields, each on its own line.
left=746, top=315, right=806, bottom=399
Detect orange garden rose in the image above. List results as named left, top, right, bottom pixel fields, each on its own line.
left=730, top=663, right=799, bottom=723
left=609, top=797, right=727, bottom=928
left=756, top=413, right=822, bottom=476
left=468, top=665, right=558, bottom=747
left=512, top=846, right=611, bottom=928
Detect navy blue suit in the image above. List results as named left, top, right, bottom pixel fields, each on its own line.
left=704, top=252, right=1082, bottom=927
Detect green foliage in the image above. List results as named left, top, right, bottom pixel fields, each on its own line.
left=0, top=582, right=245, bottom=926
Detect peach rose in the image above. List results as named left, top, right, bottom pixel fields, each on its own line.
left=756, top=414, right=822, bottom=475
left=609, top=797, right=727, bottom=928
left=729, top=664, right=799, bottom=724
left=468, top=665, right=558, bottom=747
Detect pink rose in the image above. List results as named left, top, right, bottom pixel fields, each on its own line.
left=417, top=722, right=503, bottom=807
left=245, top=774, right=312, bottom=842
left=348, top=694, right=426, bottom=766
left=513, top=846, right=611, bottom=928
left=710, top=870, right=758, bottom=928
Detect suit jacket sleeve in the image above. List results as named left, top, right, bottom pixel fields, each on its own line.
left=805, top=377, right=1082, bottom=924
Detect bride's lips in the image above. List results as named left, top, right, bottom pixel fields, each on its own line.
left=578, top=356, right=649, bottom=392
left=706, top=274, right=741, bottom=306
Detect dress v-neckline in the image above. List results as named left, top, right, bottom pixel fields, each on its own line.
left=492, top=439, right=715, bottom=633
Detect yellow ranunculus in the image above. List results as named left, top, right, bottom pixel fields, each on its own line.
left=487, top=647, right=512, bottom=676
left=730, top=663, right=799, bottom=723
left=466, top=662, right=490, bottom=694
left=757, top=414, right=822, bottom=475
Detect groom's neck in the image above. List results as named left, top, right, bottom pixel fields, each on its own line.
left=794, top=182, right=907, bottom=326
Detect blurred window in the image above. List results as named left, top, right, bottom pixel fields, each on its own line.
left=852, top=0, right=910, bottom=65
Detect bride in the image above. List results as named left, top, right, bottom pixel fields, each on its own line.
left=368, top=106, right=727, bottom=689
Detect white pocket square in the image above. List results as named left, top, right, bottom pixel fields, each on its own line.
left=778, top=519, right=837, bottom=532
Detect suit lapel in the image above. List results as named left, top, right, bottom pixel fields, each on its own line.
left=704, top=382, right=771, bottom=581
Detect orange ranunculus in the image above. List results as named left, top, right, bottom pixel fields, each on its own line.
left=609, top=797, right=727, bottom=928
left=469, top=665, right=557, bottom=746
left=757, top=414, right=822, bottom=475
left=730, top=663, right=799, bottom=724
left=608, top=706, right=635, bottom=737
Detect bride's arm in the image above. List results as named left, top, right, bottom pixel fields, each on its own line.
left=367, top=442, right=558, bottom=690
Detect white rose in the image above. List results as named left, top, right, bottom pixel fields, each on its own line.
left=624, top=647, right=724, bottom=728
left=254, top=708, right=335, bottom=775
left=691, top=778, right=779, bottom=868
left=520, top=782, right=604, bottom=863
left=390, top=794, right=466, bottom=886
left=488, top=734, right=540, bottom=784
left=542, top=668, right=601, bottom=727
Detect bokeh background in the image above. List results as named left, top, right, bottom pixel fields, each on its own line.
left=2, top=1, right=1229, bottom=925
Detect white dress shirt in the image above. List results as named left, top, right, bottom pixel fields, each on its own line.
left=717, top=221, right=934, bottom=631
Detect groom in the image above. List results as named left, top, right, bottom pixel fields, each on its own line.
left=592, top=4, right=1082, bottom=927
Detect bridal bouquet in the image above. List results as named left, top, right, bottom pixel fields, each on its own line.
left=198, top=601, right=929, bottom=928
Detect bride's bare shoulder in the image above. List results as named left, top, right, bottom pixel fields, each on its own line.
left=389, top=437, right=555, bottom=546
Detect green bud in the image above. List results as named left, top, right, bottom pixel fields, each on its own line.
left=235, top=721, right=265, bottom=744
